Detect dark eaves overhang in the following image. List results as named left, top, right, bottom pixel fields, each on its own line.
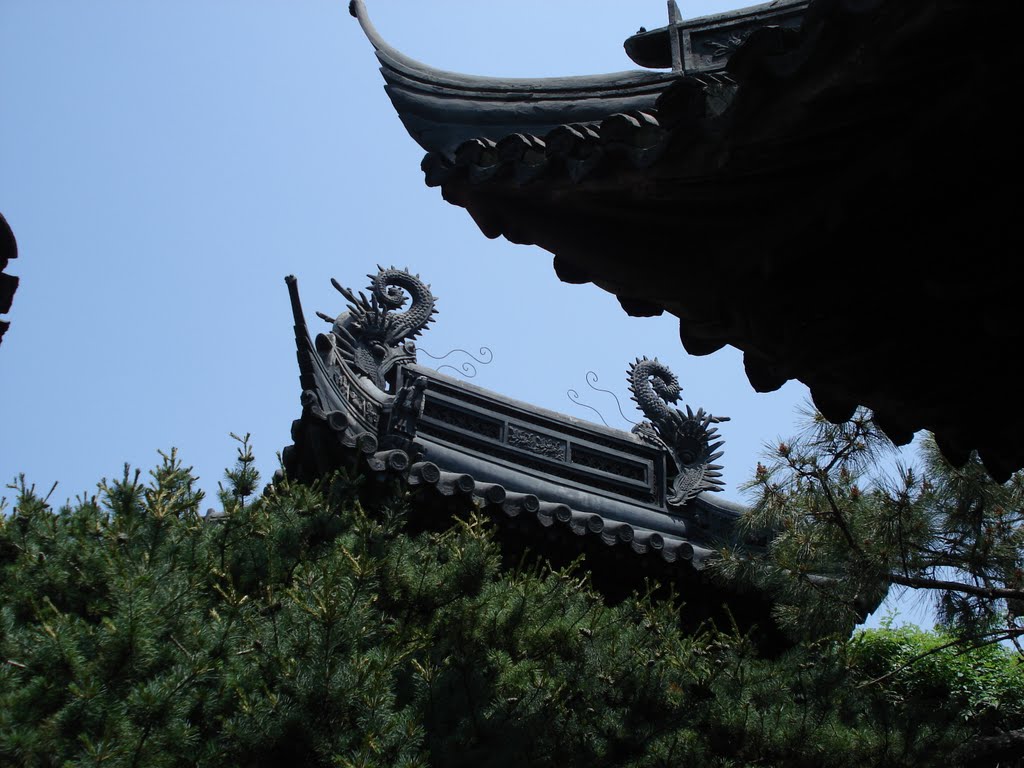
left=353, top=0, right=1022, bottom=482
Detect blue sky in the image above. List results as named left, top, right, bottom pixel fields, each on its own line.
left=0, top=1, right=929, bottom=627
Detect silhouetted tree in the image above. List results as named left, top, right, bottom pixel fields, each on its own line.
left=2, top=438, right=1022, bottom=767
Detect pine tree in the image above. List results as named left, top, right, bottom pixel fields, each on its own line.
left=2, top=440, right=1022, bottom=767
left=722, top=404, right=1024, bottom=651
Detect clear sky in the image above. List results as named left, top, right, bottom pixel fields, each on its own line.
left=0, top=1, right=929, bottom=628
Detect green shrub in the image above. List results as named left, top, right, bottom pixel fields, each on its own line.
left=2, top=445, right=1021, bottom=767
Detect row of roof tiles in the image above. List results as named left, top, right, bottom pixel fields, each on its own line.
left=283, top=401, right=717, bottom=569
left=422, top=76, right=736, bottom=190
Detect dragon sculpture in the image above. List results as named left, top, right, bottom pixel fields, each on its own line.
left=628, top=357, right=728, bottom=505
left=315, top=266, right=438, bottom=391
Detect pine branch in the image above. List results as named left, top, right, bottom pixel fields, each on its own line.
left=887, top=572, right=1024, bottom=602
left=817, top=474, right=862, bottom=555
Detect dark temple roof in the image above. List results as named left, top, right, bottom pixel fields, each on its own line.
left=0, top=212, right=17, bottom=347
left=355, top=0, right=1022, bottom=482
left=349, top=0, right=686, bottom=160
left=281, top=268, right=813, bottom=647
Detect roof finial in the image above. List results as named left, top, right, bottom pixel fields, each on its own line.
left=668, top=1, right=684, bottom=72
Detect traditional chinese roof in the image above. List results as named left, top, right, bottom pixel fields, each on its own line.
left=281, top=267, right=814, bottom=646
left=349, top=0, right=685, bottom=162
left=0, top=212, right=17, bottom=347
left=354, top=0, right=1022, bottom=482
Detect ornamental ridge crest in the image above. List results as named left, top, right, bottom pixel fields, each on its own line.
left=314, top=265, right=438, bottom=391
left=628, top=357, right=728, bottom=505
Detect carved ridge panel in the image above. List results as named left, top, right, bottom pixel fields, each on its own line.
left=507, top=425, right=567, bottom=462
left=571, top=446, right=647, bottom=482
left=331, top=368, right=380, bottom=428
left=423, top=428, right=657, bottom=505
left=423, top=399, right=503, bottom=440
left=417, top=373, right=659, bottom=461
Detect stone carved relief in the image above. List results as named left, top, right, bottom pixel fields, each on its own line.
left=423, top=400, right=503, bottom=440
left=570, top=446, right=647, bottom=482
left=507, top=425, right=567, bottom=461
left=387, top=375, right=427, bottom=439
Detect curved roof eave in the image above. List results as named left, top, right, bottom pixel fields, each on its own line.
left=350, top=0, right=681, bottom=158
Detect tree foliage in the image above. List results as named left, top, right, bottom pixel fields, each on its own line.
left=723, top=404, right=1024, bottom=648
left=1, top=440, right=1022, bottom=767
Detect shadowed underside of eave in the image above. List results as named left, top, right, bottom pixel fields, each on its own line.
left=354, top=0, right=1021, bottom=481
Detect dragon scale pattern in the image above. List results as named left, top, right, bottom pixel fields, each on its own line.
left=319, top=266, right=438, bottom=390
left=628, top=357, right=728, bottom=505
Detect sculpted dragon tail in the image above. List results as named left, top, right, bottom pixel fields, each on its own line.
left=369, top=266, right=437, bottom=344
left=319, top=266, right=439, bottom=390
left=628, top=357, right=728, bottom=505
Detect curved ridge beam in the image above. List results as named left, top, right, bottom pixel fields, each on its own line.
left=350, top=0, right=680, bottom=158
